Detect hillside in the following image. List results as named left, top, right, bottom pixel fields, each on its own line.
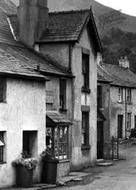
left=10, top=0, right=136, bottom=72
left=48, top=0, right=136, bottom=72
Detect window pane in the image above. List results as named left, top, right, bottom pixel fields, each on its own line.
left=0, top=132, right=5, bottom=162
left=0, top=78, right=6, bottom=102
left=82, top=53, right=89, bottom=89
left=58, top=126, right=68, bottom=160
left=23, top=131, right=37, bottom=158
left=127, top=89, right=131, bottom=103
left=97, top=86, right=102, bottom=108
left=82, top=112, right=89, bottom=146
left=0, top=147, right=3, bottom=162
left=47, top=126, right=69, bottom=160
left=60, top=79, right=66, bottom=110
left=118, top=88, right=123, bottom=102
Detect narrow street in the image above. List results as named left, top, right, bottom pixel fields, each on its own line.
left=54, top=142, right=136, bottom=190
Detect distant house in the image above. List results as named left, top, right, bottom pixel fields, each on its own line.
left=97, top=57, right=136, bottom=158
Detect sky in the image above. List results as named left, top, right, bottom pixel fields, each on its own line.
left=12, top=0, right=136, bottom=16
left=96, top=0, right=136, bottom=16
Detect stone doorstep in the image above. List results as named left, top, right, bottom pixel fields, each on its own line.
left=3, top=184, right=57, bottom=190
left=4, top=172, right=90, bottom=190
left=57, top=172, right=90, bottom=184
left=96, top=159, right=113, bottom=166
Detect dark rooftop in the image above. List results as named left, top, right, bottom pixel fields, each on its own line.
left=98, top=63, right=136, bottom=88
left=0, top=43, right=72, bottom=78
left=46, top=111, right=72, bottom=125
left=0, top=0, right=72, bottom=78
left=8, top=9, right=102, bottom=52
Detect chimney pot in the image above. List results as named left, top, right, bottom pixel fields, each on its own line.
left=119, top=56, right=129, bottom=68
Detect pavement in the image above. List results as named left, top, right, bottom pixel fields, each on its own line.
left=3, top=139, right=136, bottom=190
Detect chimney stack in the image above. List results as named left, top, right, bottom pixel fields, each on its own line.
left=18, top=0, right=48, bottom=47
left=97, top=53, right=103, bottom=65
left=119, top=56, right=130, bottom=68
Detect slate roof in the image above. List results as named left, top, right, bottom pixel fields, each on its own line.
left=46, top=111, right=72, bottom=125
left=97, top=64, right=111, bottom=83
left=0, top=0, right=16, bottom=14
left=0, top=0, right=72, bottom=78
left=98, top=63, right=136, bottom=88
left=0, top=43, right=72, bottom=78
left=8, top=9, right=102, bottom=52
left=0, top=0, right=20, bottom=46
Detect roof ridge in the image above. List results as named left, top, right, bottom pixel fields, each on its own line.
left=8, top=9, right=90, bottom=17
left=49, top=9, right=90, bottom=15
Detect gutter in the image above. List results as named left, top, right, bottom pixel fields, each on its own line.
left=0, top=71, right=48, bottom=81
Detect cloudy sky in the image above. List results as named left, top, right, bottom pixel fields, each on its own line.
left=12, top=0, right=136, bottom=16
left=96, top=0, right=136, bottom=16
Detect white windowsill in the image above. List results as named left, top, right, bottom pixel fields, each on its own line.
left=58, top=159, right=70, bottom=163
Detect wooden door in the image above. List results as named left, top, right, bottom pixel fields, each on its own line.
left=97, top=121, right=104, bottom=159
left=118, top=115, right=123, bottom=138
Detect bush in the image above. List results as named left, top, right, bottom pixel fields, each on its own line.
left=12, top=154, right=37, bottom=170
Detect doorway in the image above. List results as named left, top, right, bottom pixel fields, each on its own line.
left=97, top=121, right=104, bottom=159
left=118, top=115, right=123, bottom=138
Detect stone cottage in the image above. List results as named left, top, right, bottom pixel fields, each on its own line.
left=97, top=57, right=136, bottom=158
left=0, top=46, right=47, bottom=187
left=8, top=0, right=102, bottom=176
left=0, top=0, right=73, bottom=188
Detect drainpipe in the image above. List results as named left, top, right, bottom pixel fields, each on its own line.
left=68, top=43, right=74, bottom=167
left=125, top=88, right=127, bottom=138
left=68, top=44, right=72, bottom=73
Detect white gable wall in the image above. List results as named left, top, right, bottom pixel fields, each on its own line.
left=71, top=27, right=97, bottom=169
left=0, top=78, right=46, bottom=188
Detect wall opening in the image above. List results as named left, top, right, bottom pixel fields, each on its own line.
left=22, top=131, right=38, bottom=158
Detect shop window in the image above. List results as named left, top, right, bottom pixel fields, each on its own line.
left=0, top=77, right=6, bottom=103
left=82, top=53, right=90, bottom=92
left=82, top=111, right=89, bottom=148
left=60, top=79, right=66, bottom=110
left=118, top=87, right=123, bottom=103
left=0, top=132, right=6, bottom=163
left=23, top=131, right=37, bottom=158
left=46, top=126, right=69, bottom=160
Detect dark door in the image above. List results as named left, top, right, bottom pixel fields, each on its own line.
left=134, top=116, right=136, bottom=128
left=97, top=121, right=104, bottom=159
left=118, top=115, right=123, bottom=138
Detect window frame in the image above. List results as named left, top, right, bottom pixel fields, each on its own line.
left=82, top=48, right=90, bottom=93
left=126, top=88, right=131, bottom=104
left=22, top=131, right=38, bottom=158
left=97, top=85, right=103, bottom=109
left=59, top=79, right=67, bottom=111
left=0, top=131, right=6, bottom=163
left=0, top=77, right=7, bottom=103
left=46, top=125, right=69, bottom=161
left=81, top=106, right=90, bottom=150
left=118, top=87, right=123, bottom=103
